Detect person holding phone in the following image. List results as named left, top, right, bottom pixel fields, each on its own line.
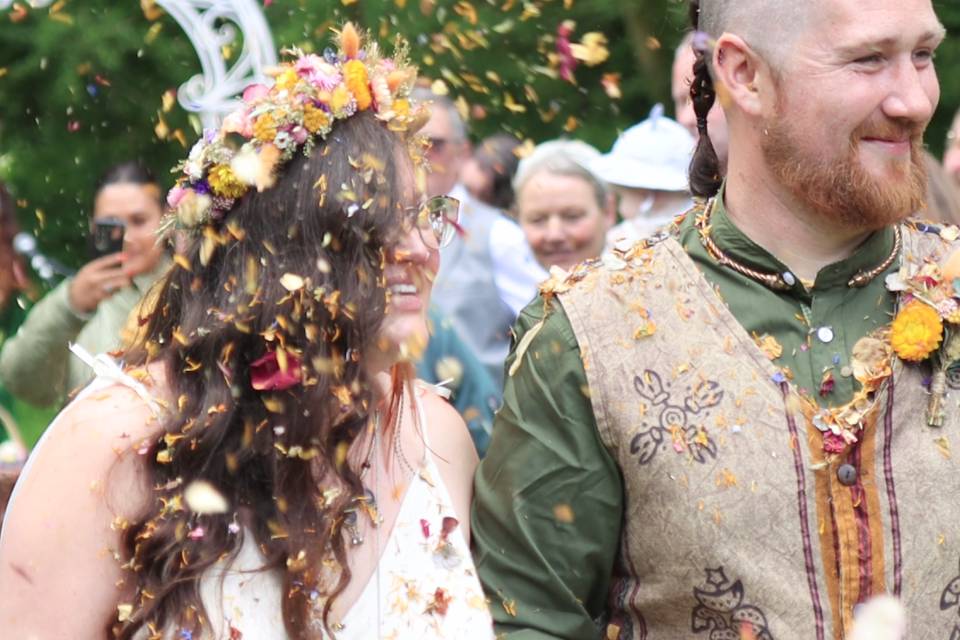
left=0, top=162, right=169, bottom=408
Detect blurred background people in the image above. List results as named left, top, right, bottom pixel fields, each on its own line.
left=943, top=107, right=960, bottom=189
left=0, top=183, right=58, bottom=459
left=415, top=87, right=542, bottom=386
left=514, top=139, right=615, bottom=273
left=672, top=30, right=730, bottom=170
left=417, top=307, right=499, bottom=457
left=922, top=150, right=960, bottom=225
left=0, top=162, right=170, bottom=408
left=460, top=133, right=522, bottom=216
left=592, top=106, right=695, bottom=245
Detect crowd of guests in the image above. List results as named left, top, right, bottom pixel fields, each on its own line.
left=0, top=3, right=959, bottom=636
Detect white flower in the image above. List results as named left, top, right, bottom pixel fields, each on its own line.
left=885, top=271, right=909, bottom=292
left=230, top=146, right=261, bottom=186
left=177, top=191, right=212, bottom=228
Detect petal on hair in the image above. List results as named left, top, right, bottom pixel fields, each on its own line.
left=251, top=350, right=302, bottom=391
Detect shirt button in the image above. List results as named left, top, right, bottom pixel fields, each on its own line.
left=837, top=463, right=858, bottom=486
left=817, top=327, right=835, bottom=344
left=782, top=271, right=797, bottom=286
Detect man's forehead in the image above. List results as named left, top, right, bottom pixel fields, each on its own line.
left=810, top=0, right=944, bottom=45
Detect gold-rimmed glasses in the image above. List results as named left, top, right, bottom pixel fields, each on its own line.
left=401, top=195, right=461, bottom=249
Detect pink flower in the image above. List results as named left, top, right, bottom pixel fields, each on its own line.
left=291, top=125, right=308, bottom=144
left=222, top=109, right=254, bottom=137
left=294, top=55, right=341, bottom=90
left=250, top=350, right=302, bottom=391
left=166, top=185, right=189, bottom=209
left=242, top=83, right=270, bottom=103
left=823, top=432, right=847, bottom=454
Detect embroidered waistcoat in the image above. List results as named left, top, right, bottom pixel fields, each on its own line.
left=556, top=224, right=960, bottom=640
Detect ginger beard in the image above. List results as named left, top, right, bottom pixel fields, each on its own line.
left=762, top=98, right=928, bottom=232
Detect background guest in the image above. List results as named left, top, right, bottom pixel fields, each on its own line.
left=943, top=106, right=960, bottom=188
left=0, top=162, right=170, bottom=407
left=514, top=139, right=615, bottom=272
left=415, top=87, right=542, bottom=386
left=460, top=133, right=522, bottom=215
left=591, top=106, right=695, bottom=245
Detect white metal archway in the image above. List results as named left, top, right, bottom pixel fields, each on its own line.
left=0, top=0, right=277, bottom=129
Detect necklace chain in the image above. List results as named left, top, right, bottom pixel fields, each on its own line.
left=695, top=198, right=901, bottom=290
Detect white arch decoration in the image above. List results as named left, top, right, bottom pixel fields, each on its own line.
left=0, top=0, right=277, bottom=130
left=156, top=0, right=277, bottom=130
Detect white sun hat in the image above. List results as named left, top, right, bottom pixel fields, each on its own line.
left=591, top=104, right=695, bottom=192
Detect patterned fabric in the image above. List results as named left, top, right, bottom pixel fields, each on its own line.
left=556, top=223, right=960, bottom=639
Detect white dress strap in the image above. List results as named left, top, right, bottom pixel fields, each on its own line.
left=68, top=343, right=162, bottom=416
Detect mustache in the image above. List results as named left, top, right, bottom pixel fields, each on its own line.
left=852, top=119, right=926, bottom=143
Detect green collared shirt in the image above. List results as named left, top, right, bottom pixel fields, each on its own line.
left=471, top=193, right=899, bottom=638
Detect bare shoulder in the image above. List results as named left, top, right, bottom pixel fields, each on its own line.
left=416, top=381, right=479, bottom=540
left=417, top=382, right=479, bottom=469
left=0, top=373, right=165, bottom=636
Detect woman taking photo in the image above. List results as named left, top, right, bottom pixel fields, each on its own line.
left=0, top=25, right=492, bottom=639
left=0, top=161, right=169, bottom=408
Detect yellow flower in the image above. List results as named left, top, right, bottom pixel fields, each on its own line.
left=207, top=164, right=247, bottom=199
left=330, top=85, right=353, bottom=114
left=890, top=299, right=943, bottom=362
left=274, top=68, right=299, bottom=92
left=393, top=98, right=410, bottom=117
left=343, top=59, right=372, bottom=111
left=253, top=113, right=278, bottom=143
left=302, top=104, right=330, bottom=134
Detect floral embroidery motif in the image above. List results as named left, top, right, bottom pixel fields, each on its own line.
left=691, top=567, right=774, bottom=640
left=629, top=369, right=723, bottom=465
left=940, top=557, right=960, bottom=639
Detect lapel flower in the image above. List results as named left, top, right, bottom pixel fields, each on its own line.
left=890, top=299, right=943, bottom=362
left=250, top=349, right=302, bottom=390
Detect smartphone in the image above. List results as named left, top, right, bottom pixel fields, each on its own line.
left=89, top=218, right=125, bottom=259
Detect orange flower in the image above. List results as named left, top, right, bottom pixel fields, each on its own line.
left=343, top=60, right=372, bottom=110
left=890, top=299, right=943, bottom=362
left=339, top=22, right=361, bottom=59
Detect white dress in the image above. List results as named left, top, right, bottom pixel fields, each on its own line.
left=3, top=350, right=494, bottom=640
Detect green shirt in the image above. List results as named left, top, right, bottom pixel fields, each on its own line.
left=471, top=194, right=899, bottom=638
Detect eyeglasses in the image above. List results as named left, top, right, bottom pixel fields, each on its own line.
left=401, top=195, right=461, bottom=249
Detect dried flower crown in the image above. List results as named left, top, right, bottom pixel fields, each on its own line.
left=164, top=23, right=423, bottom=232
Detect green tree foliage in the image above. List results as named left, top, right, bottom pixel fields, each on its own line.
left=0, top=0, right=957, bottom=267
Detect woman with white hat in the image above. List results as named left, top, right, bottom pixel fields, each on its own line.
left=592, top=105, right=696, bottom=247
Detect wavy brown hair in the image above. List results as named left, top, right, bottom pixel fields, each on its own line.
left=110, top=111, right=418, bottom=638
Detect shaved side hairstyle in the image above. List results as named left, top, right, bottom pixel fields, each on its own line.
left=688, top=0, right=813, bottom=198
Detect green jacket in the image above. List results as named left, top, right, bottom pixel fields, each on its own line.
left=472, top=193, right=901, bottom=637
left=0, top=258, right=169, bottom=409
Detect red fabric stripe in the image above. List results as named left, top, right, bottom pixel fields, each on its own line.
left=882, top=379, right=902, bottom=595
left=781, top=382, right=826, bottom=640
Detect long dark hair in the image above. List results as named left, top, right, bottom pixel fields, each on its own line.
left=687, top=0, right=723, bottom=199
left=111, top=111, right=416, bottom=638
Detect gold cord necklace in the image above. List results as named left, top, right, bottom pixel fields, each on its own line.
left=694, top=198, right=902, bottom=290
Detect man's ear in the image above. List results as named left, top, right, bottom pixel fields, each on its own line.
left=711, top=33, right=767, bottom=118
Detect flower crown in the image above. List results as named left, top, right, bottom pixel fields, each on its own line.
left=165, top=23, right=423, bottom=231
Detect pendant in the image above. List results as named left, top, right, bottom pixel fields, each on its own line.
left=343, top=489, right=380, bottom=546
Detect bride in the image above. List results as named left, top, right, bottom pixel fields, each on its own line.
left=0, top=24, right=493, bottom=639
